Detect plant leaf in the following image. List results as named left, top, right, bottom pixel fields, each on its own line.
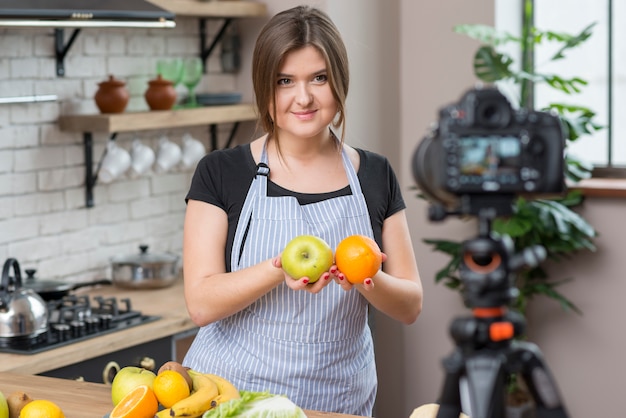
left=473, top=46, right=515, bottom=82
left=521, top=279, right=582, bottom=315
left=423, top=239, right=462, bottom=256
left=544, top=23, right=597, bottom=61
left=453, top=24, right=519, bottom=46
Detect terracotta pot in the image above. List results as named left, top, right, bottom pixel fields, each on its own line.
left=145, top=75, right=177, bottom=111
left=94, top=75, right=130, bottom=114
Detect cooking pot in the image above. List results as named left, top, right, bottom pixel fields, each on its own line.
left=0, top=258, right=48, bottom=339
left=111, top=245, right=180, bottom=289
left=22, top=269, right=112, bottom=301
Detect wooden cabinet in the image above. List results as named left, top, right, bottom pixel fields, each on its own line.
left=147, top=0, right=267, bottom=18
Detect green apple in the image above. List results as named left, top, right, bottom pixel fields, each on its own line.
left=281, top=235, right=334, bottom=283
left=110, top=366, right=156, bottom=406
left=0, top=390, right=8, bottom=418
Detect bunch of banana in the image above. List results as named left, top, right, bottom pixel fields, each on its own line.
left=198, top=372, right=241, bottom=408
left=161, top=366, right=241, bottom=418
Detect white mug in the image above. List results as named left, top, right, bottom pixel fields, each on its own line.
left=99, top=141, right=131, bottom=183
left=155, top=136, right=182, bottom=173
left=130, top=139, right=156, bottom=177
left=181, top=133, right=206, bottom=169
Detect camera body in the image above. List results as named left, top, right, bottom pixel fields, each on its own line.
left=413, top=86, right=565, bottom=215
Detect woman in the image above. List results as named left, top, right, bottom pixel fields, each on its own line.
left=182, top=5, right=423, bottom=416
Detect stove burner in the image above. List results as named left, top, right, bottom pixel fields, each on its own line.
left=0, top=294, right=159, bottom=354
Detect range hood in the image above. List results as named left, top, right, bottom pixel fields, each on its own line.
left=0, top=0, right=175, bottom=28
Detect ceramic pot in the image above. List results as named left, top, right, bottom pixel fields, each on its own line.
left=94, top=75, right=129, bottom=114
left=145, top=75, right=177, bottom=111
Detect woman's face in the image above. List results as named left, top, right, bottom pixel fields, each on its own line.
left=271, top=46, right=338, bottom=141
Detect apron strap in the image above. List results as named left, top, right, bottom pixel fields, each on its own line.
left=256, top=162, right=270, bottom=177
left=259, top=135, right=361, bottom=194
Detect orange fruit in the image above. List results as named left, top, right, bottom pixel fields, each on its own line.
left=153, top=369, right=191, bottom=408
left=110, top=385, right=158, bottom=418
left=335, top=235, right=382, bottom=284
left=19, top=399, right=65, bottom=418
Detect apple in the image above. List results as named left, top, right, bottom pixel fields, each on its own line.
left=281, top=235, right=334, bottom=283
left=110, top=366, right=156, bottom=406
left=0, top=390, right=8, bottom=418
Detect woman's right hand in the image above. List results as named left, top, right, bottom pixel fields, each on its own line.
left=272, top=255, right=333, bottom=293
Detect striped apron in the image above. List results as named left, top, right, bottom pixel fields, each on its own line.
left=183, top=142, right=377, bottom=416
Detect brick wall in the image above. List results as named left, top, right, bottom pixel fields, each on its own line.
left=0, top=18, right=243, bottom=281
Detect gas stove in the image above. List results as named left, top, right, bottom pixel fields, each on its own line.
left=0, top=294, right=159, bottom=354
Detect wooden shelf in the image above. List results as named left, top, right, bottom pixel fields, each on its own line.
left=59, top=103, right=257, bottom=134
left=59, top=104, right=258, bottom=208
left=147, top=0, right=267, bottom=18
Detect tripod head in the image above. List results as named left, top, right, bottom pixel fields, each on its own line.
left=459, top=202, right=546, bottom=311
left=446, top=198, right=546, bottom=354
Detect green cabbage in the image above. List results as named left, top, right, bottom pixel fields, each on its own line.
left=202, top=391, right=306, bottom=418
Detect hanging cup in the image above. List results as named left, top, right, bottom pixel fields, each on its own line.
left=155, top=136, right=182, bottom=173
left=181, top=133, right=206, bottom=169
left=130, top=139, right=156, bottom=177
left=99, top=141, right=131, bottom=183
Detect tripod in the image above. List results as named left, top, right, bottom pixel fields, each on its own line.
left=434, top=211, right=570, bottom=418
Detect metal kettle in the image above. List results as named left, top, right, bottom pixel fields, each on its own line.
left=0, top=258, right=48, bottom=338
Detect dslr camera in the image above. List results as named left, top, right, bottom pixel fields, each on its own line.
left=413, top=86, right=565, bottom=219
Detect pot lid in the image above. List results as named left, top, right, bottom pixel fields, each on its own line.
left=99, top=75, right=126, bottom=87
left=148, top=74, right=173, bottom=86
left=22, top=269, right=74, bottom=292
left=111, top=244, right=179, bottom=264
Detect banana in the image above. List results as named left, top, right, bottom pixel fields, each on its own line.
left=201, top=372, right=241, bottom=406
left=154, top=408, right=171, bottom=418
left=169, top=371, right=219, bottom=417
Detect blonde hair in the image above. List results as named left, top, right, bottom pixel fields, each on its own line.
left=252, top=5, right=349, bottom=145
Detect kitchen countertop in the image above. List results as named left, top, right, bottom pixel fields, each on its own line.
left=0, top=372, right=364, bottom=418
left=0, top=279, right=197, bottom=375
left=0, top=283, right=365, bottom=418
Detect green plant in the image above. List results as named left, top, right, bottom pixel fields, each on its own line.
left=424, top=2, right=600, bottom=319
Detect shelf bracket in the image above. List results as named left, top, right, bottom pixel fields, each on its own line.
left=55, top=28, right=82, bottom=77
left=199, top=18, right=234, bottom=72
left=84, top=132, right=95, bottom=208
left=84, top=132, right=117, bottom=208
left=79, top=114, right=245, bottom=207
left=209, top=122, right=240, bottom=151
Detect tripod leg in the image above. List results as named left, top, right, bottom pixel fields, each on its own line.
left=514, top=341, right=569, bottom=418
left=464, top=354, right=507, bottom=418
left=436, top=351, right=464, bottom=418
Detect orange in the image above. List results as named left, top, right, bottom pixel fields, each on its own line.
left=153, top=369, right=191, bottom=408
left=110, top=385, right=158, bottom=418
left=19, top=399, right=65, bottom=418
left=335, top=235, right=382, bottom=284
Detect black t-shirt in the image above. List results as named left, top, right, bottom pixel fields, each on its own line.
left=186, top=143, right=406, bottom=272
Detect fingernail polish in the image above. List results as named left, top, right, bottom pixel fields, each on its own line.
left=323, top=273, right=330, bottom=280
left=365, top=278, right=372, bottom=285
left=302, top=279, right=309, bottom=284
left=338, top=274, right=344, bottom=281
left=330, top=267, right=337, bottom=274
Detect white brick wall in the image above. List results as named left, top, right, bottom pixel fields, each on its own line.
left=0, top=18, right=245, bottom=282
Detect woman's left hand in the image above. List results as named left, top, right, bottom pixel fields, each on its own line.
left=330, top=252, right=387, bottom=292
